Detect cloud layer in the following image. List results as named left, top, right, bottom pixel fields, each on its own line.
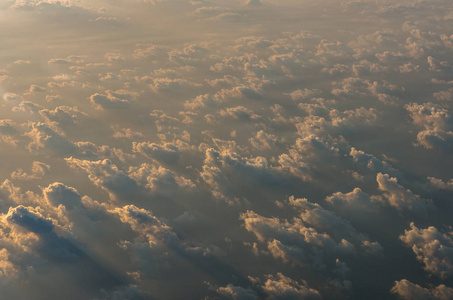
left=1, top=0, right=453, bottom=299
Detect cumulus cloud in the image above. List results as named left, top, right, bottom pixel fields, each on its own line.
left=240, top=195, right=380, bottom=272
left=112, top=128, right=144, bottom=140
left=201, top=147, right=285, bottom=203
left=428, top=176, right=453, bottom=190
left=76, top=141, right=134, bottom=162
left=2, top=92, right=21, bottom=103
left=90, top=90, right=138, bottom=110
left=128, top=163, right=195, bottom=193
left=148, top=77, right=202, bottom=92
left=213, top=273, right=322, bottom=300
left=400, top=223, right=453, bottom=279
left=406, top=102, right=453, bottom=150
left=65, top=158, right=141, bottom=202
left=391, top=279, right=453, bottom=300
left=39, top=106, right=88, bottom=125
left=11, top=0, right=77, bottom=9
left=0, top=119, right=18, bottom=136
left=0, top=248, right=18, bottom=280
left=11, top=161, right=50, bottom=180
left=376, top=173, right=433, bottom=215
left=132, top=142, right=180, bottom=165
left=350, top=148, right=394, bottom=175
left=25, top=122, right=77, bottom=154
left=258, top=273, right=322, bottom=299
left=2, top=0, right=453, bottom=298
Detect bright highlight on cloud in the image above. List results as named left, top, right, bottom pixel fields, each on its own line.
left=0, top=0, right=453, bottom=299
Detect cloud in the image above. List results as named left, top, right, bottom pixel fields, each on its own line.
left=350, top=148, right=395, bottom=175
left=48, top=55, right=86, bottom=65
left=241, top=208, right=353, bottom=269
left=148, top=77, right=202, bottom=92
left=97, top=284, right=149, bottom=300
left=133, top=142, right=180, bottom=165
left=128, top=163, right=195, bottom=193
left=65, top=158, right=141, bottom=202
left=107, top=204, right=184, bottom=276
left=6, top=205, right=54, bottom=234
left=11, top=0, right=76, bottom=9
left=0, top=119, right=18, bottom=136
left=2, top=92, right=20, bottom=103
left=90, top=90, right=138, bottom=110
left=2, top=0, right=453, bottom=298
left=133, top=44, right=168, bottom=60
left=0, top=249, right=18, bottom=281
left=0, top=180, right=40, bottom=208
left=215, top=284, right=259, bottom=299
left=25, top=122, right=77, bottom=154
left=376, top=173, right=433, bottom=215
left=400, top=223, right=453, bottom=279
left=289, top=197, right=378, bottom=247
left=42, top=182, right=83, bottom=209
left=113, top=128, right=144, bottom=140
left=405, top=102, right=453, bottom=150
left=391, top=279, right=453, bottom=300
left=29, top=84, right=46, bottom=93
left=249, top=130, right=281, bottom=150
left=246, top=0, right=262, bottom=7
left=76, top=142, right=134, bottom=162
left=39, top=106, right=88, bottom=125
left=219, top=106, right=261, bottom=121
left=11, top=161, right=50, bottom=180
left=168, top=44, right=209, bottom=65
left=259, top=273, right=322, bottom=300
left=213, top=273, right=322, bottom=300
left=201, top=147, right=285, bottom=203
left=109, top=204, right=178, bottom=249
left=325, top=188, right=383, bottom=230
left=428, top=176, right=453, bottom=190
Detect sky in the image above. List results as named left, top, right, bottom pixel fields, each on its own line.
left=0, top=0, right=453, bottom=299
